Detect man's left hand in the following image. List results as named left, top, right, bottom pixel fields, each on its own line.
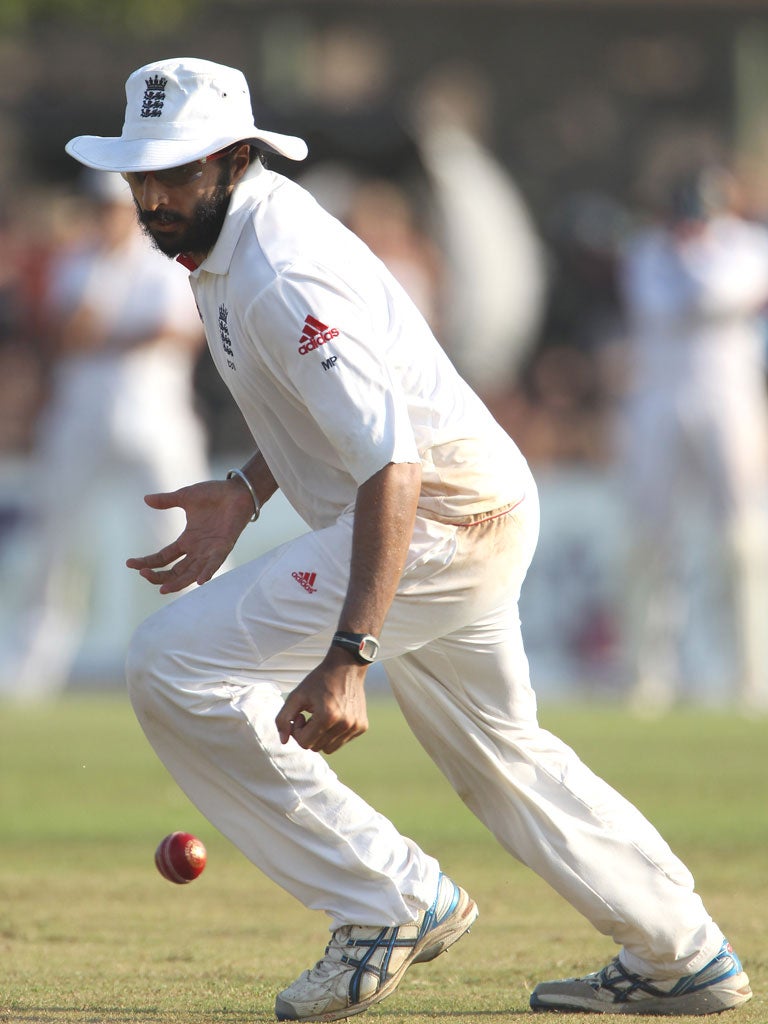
left=276, top=652, right=369, bottom=754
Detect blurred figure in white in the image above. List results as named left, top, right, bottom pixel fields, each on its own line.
left=0, top=170, right=208, bottom=699
left=618, top=165, right=768, bottom=713
left=411, top=64, right=548, bottom=398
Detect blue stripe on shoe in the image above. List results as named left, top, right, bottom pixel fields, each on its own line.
left=668, top=941, right=743, bottom=996
left=344, top=875, right=462, bottom=1003
left=344, top=927, right=388, bottom=1004
left=418, top=873, right=460, bottom=939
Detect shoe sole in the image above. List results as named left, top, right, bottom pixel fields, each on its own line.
left=276, top=887, right=478, bottom=1022
left=530, top=972, right=753, bottom=1015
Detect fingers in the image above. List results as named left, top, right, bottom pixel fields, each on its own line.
left=276, top=695, right=325, bottom=747
left=303, top=719, right=365, bottom=754
left=275, top=697, right=366, bottom=753
left=136, top=558, right=205, bottom=594
left=138, top=566, right=189, bottom=595
left=194, top=552, right=226, bottom=586
left=126, top=544, right=219, bottom=594
left=298, top=717, right=354, bottom=753
left=320, top=723, right=365, bottom=755
left=276, top=696, right=302, bottom=744
left=143, top=490, right=184, bottom=511
left=277, top=712, right=352, bottom=753
left=126, top=539, right=184, bottom=572
left=128, top=542, right=230, bottom=593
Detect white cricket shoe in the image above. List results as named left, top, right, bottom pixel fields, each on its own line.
left=274, top=873, right=478, bottom=1022
left=530, top=940, right=752, bottom=1015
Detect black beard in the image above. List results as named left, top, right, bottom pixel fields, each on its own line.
left=136, top=183, right=233, bottom=259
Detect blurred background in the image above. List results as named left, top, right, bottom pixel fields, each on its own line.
left=2, top=0, right=768, bottom=707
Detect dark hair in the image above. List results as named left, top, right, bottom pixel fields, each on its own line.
left=215, top=143, right=266, bottom=186
left=668, top=166, right=731, bottom=223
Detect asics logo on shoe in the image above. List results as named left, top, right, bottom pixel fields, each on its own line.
left=292, top=570, right=317, bottom=594
left=298, top=314, right=339, bottom=355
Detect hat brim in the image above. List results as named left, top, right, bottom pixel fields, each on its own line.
left=65, top=129, right=308, bottom=171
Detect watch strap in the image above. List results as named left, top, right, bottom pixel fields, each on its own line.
left=331, top=631, right=379, bottom=664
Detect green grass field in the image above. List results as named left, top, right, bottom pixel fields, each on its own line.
left=1, top=694, right=766, bottom=1023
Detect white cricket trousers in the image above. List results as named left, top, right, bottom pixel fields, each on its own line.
left=2, top=348, right=208, bottom=699
left=126, top=470, right=723, bottom=978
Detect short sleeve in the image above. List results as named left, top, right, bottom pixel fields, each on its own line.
left=247, top=264, right=420, bottom=483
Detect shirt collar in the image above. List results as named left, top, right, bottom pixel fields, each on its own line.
left=182, top=160, right=276, bottom=278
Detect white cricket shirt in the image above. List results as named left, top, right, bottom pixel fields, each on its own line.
left=188, top=161, right=528, bottom=530
left=51, top=230, right=201, bottom=350
left=620, top=215, right=768, bottom=392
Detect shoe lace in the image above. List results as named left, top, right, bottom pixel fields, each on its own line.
left=306, top=928, right=357, bottom=980
left=307, top=922, right=419, bottom=1004
left=595, top=943, right=741, bottom=1003
left=594, top=959, right=672, bottom=1002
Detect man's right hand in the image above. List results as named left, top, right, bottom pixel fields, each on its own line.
left=126, top=479, right=253, bottom=593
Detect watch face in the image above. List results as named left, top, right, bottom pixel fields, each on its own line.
left=332, top=631, right=380, bottom=664
left=360, top=636, right=379, bottom=663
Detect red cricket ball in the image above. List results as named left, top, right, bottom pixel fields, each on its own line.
left=155, top=831, right=207, bottom=884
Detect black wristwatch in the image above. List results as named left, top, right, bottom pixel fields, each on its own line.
left=331, top=631, right=380, bottom=665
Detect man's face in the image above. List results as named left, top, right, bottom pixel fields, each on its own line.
left=124, top=151, right=239, bottom=259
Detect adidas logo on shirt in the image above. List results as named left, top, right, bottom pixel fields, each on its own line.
left=298, top=314, right=339, bottom=355
left=291, top=570, right=318, bottom=594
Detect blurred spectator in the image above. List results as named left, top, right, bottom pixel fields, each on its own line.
left=616, top=164, right=768, bottom=712
left=0, top=199, right=52, bottom=456
left=0, top=170, right=209, bottom=700
left=295, top=52, right=547, bottom=402
left=497, top=185, right=634, bottom=468
left=344, top=178, right=443, bottom=332
left=0, top=342, right=44, bottom=456
left=500, top=342, right=614, bottom=466
left=411, top=63, right=548, bottom=400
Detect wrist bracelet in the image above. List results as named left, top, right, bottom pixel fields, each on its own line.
left=226, top=468, right=261, bottom=522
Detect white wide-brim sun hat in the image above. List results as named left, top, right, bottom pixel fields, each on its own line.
left=66, top=57, right=308, bottom=172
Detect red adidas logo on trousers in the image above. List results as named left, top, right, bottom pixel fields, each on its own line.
left=298, top=314, right=339, bottom=355
left=291, top=570, right=317, bottom=593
